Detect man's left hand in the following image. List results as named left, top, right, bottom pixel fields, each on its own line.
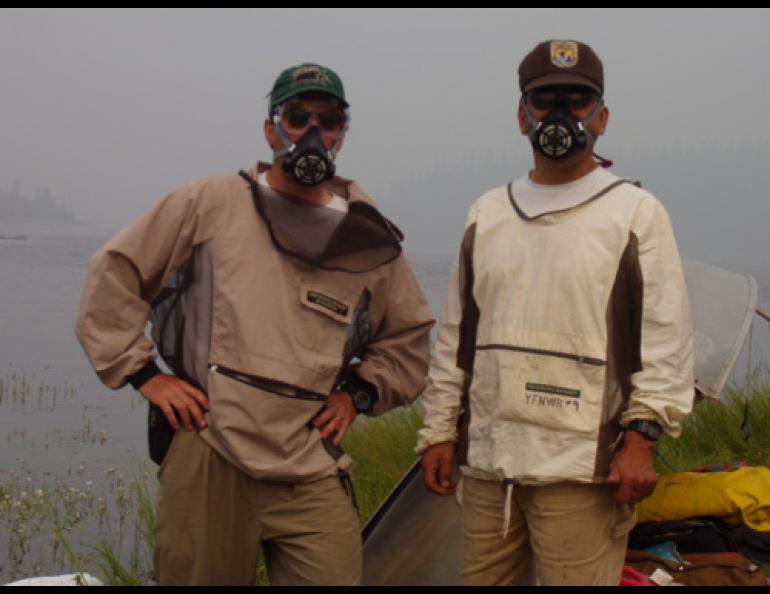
left=607, top=430, right=658, bottom=504
left=311, top=390, right=358, bottom=446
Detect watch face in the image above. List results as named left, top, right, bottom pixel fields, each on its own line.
left=352, top=390, right=372, bottom=412
left=631, top=420, right=661, bottom=440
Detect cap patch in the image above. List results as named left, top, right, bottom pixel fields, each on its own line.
left=550, top=41, right=579, bottom=69
left=291, top=65, right=332, bottom=88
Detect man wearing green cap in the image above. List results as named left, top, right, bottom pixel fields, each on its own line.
left=75, top=63, right=433, bottom=585
left=417, top=41, right=693, bottom=585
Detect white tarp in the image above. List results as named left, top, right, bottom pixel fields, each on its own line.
left=5, top=573, right=103, bottom=586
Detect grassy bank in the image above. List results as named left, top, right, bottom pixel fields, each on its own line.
left=4, top=378, right=770, bottom=585
left=655, top=374, right=770, bottom=473
left=0, top=404, right=423, bottom=585
left=0, top=467, right=155, bottom=585
left=343, top=404, right=423, bottom=523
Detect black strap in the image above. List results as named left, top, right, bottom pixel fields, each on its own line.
left=338, top=469, right=359, bottom=513
left=740, top=398, right=751, bottom=440
left=128, top=359, right=162, bottom=390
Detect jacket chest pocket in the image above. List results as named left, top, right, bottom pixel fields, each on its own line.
left=474, top=347, right=607, bottom=435
left=296, top=282, right=361, bottom=356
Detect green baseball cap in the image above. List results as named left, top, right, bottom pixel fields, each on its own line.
left=268, top=63, right=348, bottom=113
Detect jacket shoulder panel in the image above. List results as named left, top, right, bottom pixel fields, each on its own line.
left=466, top=185, right=509, bottom=226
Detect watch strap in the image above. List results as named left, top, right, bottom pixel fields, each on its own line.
left=338, top=374, right=378, bottom=414
left=627, top=419, right=662, bottom=441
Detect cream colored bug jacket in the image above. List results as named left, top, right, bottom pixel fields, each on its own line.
left=417, top=176, right=694, bottom=485
left=76, top=163, right=433, bottom=482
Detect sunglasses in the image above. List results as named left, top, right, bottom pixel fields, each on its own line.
left=526, top=89, right=600, bottom=111
left=278, top=102, right=348, bottom=136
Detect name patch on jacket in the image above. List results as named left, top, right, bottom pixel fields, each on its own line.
left=306, top=290, right=349, bottom=317
left=525, top=382, right=581, bottom=411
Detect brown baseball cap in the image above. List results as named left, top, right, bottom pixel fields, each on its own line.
left=518, top=40, right=603, bottom=95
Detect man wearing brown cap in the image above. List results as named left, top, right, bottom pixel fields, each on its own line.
left=417, top=40, right=693, bottom=585
left=75, top=63, right=433, bottom=585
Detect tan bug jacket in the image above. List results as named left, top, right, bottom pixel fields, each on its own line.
left=76, top=163, right=434, bottom=482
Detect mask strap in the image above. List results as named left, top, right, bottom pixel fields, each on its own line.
left=521, top=100, right=545, bottom=148
left=581, top=99, right=613, bottom=167
left=328, top=129, right=345, bottom=160
left=578, top=97, right=604, bottom=144
left=521, top=100, right=541, bottom=131
left=593, top=152, right=614, bottom=168
left=272, top=112, right=295, bottom=161
left=329, top=109, right=350, bottom=159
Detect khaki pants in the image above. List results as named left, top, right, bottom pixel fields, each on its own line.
left=461, top=476, right=635, bottom=586
left=154, top=431, right=362, bottom=586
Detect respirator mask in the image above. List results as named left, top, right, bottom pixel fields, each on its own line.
left=272, top=100, right=349, bottom=186
left=523, top=88, right=603, bottom=159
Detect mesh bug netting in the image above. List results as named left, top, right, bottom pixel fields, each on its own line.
left=684, top=258, right=757, bottom=400
left=239, top=171, right=402, bottom=273
left=149, top=243, right=213, bottom=392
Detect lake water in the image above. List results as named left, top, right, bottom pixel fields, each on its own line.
left=0, top=222, right=768, bottom=581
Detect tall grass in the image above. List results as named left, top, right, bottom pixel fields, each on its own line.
left=92, top=477, right=154, bottom=586
left=343, top=404, right=423, bottom=523
left=0, top=470, right=155, bottom=586
left=655, top=374, right=770, bottom=473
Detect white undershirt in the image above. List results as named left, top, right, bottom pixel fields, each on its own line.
left=258, top=172, right=348, bottom=213
left=510, top=167, right=620, bottom=218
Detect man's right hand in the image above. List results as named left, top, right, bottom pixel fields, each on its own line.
left=421, top=442, right=457, bottom=496
left=139, top=374, right=210, bottom=432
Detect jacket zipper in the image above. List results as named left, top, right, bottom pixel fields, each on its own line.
left=210, top=364, right=327, bottom=401
left=476, top=344, right=606, bottom=366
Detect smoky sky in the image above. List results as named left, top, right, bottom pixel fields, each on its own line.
left=1, top=8, right=769, bottom=271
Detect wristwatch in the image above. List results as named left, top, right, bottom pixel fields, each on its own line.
left=627, top=420, right=662, bottom=441
left=337, top=375, right=377, bottom=414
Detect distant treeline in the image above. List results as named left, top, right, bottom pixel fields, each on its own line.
left=0, top=180, right=76, bottom=223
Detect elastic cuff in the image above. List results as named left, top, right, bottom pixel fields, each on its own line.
left=127, top=360, right=162, bottom=390
left=415, top=435, right=458, bottom=456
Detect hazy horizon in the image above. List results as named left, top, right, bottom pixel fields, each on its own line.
left=2, top=8, right=769, bottom=270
